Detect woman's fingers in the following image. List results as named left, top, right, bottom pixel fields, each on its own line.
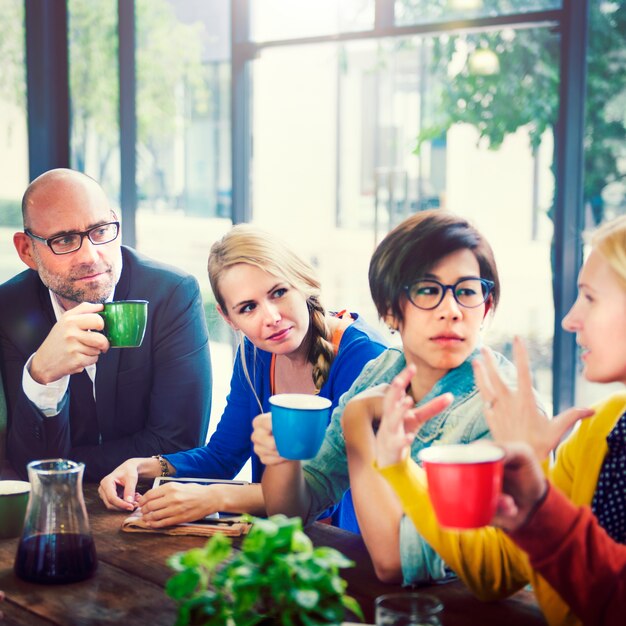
left=550, top=407, right=595, bottom=445
left=394, top=363, right=417, bottom=388
left=376, top=368, right=452, bottom=468
left=251, top=413, right=282, bottom=463
left=381, top=365, right=416, bottom=429
left=511, top=336, right=535, bottom=396
left=376, top=366, right=421, bottom=468
left=480, top=338, right=532, bottom=402
left=480, top=346, right=511, bottom=399
left=98, top=477, right=136, bottom=511
left=137, top=485, right=164, bottom=508
left=379, top=394, right=410, bottom=440
left=383, top=364, right=416, bottom=410
left=472, top=358, right=494, bottom=407
left=408, top=393, right=453, bottom=428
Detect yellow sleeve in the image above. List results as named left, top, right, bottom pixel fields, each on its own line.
left=550, top=393, right=626, bottom=505
left=550, top=424, right=577, bottom=498
left=376, top=456, right=531, bottom=601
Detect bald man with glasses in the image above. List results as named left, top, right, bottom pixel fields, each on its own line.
left=0, top=168, right=212, bottom=481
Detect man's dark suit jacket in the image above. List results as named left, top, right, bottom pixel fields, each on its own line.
left=0, top=246, right=212, bottom=481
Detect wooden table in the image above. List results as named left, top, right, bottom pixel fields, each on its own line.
left=0, top=484, right=546, bottom=625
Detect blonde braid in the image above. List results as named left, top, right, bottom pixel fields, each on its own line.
left=307, top=297, right=335, bottom=391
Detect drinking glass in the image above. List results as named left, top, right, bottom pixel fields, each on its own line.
left=375, top=592, right=443, bottom=626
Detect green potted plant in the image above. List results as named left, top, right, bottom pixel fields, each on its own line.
left=165, top=514, right=364, bottom=626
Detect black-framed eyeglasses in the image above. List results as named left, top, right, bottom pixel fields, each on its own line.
left=404, top=278, right=495, bottom=311
left=25, top=221, right=120, bottom=255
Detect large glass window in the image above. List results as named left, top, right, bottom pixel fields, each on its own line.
left=251, top=43, right=379, bottom=324
left=68, top=0, right=120, bottom=206
left=251, top=23, right=560, bottom=409
left=135, top=0, right=231, bottom=262
left=395, top=0, right=561, bottom=26
left=136, top=0, right=230, bottom=228
left=0, top=0, right=28, bottom=284
left=251, top=0, right=374, bottom=42
left=135, top=0, right=234, bottom=442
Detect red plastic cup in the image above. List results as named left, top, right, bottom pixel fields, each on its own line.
left=418, top=443, right=504, bottom=529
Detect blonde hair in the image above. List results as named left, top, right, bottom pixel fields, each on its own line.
left=208, top=225, right=335, bottom=405
left=590, top=214, right=626, bottom=290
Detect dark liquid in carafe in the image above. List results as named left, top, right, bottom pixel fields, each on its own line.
left=14, top=533, right=97, bottom=584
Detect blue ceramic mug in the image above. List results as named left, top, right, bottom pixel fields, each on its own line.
left=269, top=394, right=332, bottom=460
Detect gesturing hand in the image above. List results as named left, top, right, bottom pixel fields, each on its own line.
left=375, top=364, right=453, bottom=469
left=472, top=336, right=594, bottom=461
left=30, top=301, right=109, bottom=384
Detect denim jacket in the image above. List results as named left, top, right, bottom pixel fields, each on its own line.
left=302, top=345, right=520, bottom=585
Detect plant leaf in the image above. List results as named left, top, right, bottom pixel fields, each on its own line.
left=312, top=547, right=355, bottom=569
left=201, top=533, right=233, bottom=568
left=165, top=514, right=361, bottom=625
left=342, top=595, right=364, bottom=621
left=165, top=569, right=201, bottom=600
left=292, top=588, right=320, bottom=610
left=291, top=528, right=313, bottom=553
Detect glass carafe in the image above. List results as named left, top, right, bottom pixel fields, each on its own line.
left=14, top=459, right=97, bottom=584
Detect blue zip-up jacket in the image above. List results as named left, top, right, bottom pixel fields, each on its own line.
left=164, top=314, right=388, bottom=531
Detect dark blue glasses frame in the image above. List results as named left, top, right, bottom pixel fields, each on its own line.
left=404, top=277, right=495, bottom=310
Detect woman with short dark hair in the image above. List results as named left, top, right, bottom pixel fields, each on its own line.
left=374, top=213, right=626, bottom=626
left=254, top=209, right=538, bottom=583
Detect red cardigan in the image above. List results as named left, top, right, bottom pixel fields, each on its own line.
left=510, top=483, right=626, bottom=626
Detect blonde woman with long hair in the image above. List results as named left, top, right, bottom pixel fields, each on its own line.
left=99, top=224, right=387, bottom=529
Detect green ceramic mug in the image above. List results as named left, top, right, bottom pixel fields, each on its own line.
left=0, top=480, right=31, bottom=539
left=99, top=300, right=148, bottom=348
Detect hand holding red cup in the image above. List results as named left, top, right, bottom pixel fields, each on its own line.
left=419, top=442, right=505, bottom=529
